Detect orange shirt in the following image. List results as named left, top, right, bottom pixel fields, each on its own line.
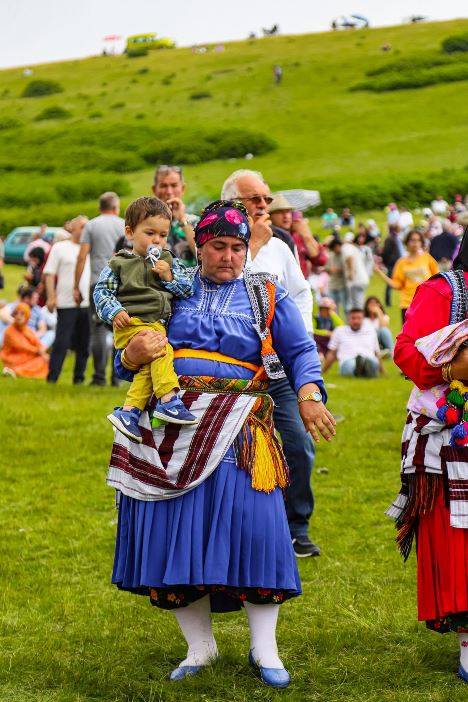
left=391, top=253, right=439, bottom=309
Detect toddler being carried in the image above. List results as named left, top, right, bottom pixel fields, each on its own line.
left=93, top=196, right=197, bottom=443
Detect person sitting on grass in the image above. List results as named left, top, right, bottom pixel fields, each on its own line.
left=364, top=296, right=394, bottom=355
left=313, top=297, right=343, bottom=360
left=1, top=303, right=49, bottom=379
left=93, top=196, right=197, bottom=444
left=322, top=308, right=382, bottom=378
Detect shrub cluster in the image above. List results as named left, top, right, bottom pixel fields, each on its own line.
left=22, top=80, right=64, bottom=98
left=189, top=91, right=212, bottom=100
left=442, top=33, right=468, bottom=54
left=141, top=128, right=276, bottom=165
left=0, top=117, right=21, bottom=130
left=35, top=106, right=71, bottom=121
left=351, top=62, right=468, bottom=92
left=126, top=46, right=148, bottom=58
left=0, top=121, right=276, bottom=176
left=0, top=172, right=130, bottom=209
left=366, top=52, right=468, bottom=77
left=316, top=167, right=468, bottom=211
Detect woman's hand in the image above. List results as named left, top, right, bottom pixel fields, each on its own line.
left=125, top=329, right=167, bottom=367
left=299, top=400, right=336, bottom=442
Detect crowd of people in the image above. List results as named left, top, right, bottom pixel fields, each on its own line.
left=1, top=167, right=468, bottom=686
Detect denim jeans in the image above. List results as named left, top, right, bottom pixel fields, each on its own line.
left=377, top=327, right=394, bottom=353
left=269, top=376, right=315, bottom=539
left=329, top=288, right=346, bottom=316
left=340, top=356, right=379, bottom=377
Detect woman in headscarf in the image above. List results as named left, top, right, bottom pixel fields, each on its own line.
left=108, top=200, right=335, bottom=687
left=390, top=224, right=468, bottom=683
left=1, top=303, right=49, bottom=378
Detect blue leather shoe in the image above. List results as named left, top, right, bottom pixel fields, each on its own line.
left=459, top=664, right=468, bottom=683
left=249, top=650, right=291, bottom=688
left=169, top=664, right=204, bottom=681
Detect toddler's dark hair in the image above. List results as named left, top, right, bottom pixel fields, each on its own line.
left=125, top=196, right=172, bottom=230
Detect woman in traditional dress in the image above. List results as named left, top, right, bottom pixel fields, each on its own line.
left=107, top=200, right=335, bottom=687
left=390, top=225, right=468, bottom=682
left=375, top=228, right=439, bottom=324
left=1, top=302, right=49, bottom=378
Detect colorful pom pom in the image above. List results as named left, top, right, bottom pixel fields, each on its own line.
left=447, top=389, right=465, bottom=407
left=446, top=407, right=460, bottom=425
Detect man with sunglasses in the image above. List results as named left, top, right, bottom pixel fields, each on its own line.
left=152, top=165, right=198, bottom=266
left=221, top=169, right=320, bottom=559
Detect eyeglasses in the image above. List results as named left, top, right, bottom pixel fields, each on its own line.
left=240, top=194, right=274, bottom=206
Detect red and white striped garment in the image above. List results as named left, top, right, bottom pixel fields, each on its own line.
left=387, top=411, right=468, bottom=529
left=107, top=390, right=257, bottom=500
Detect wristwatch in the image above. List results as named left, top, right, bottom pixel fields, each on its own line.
left=179, top=219, right=189, bottom=227
left=298, top=390, right=322, bottom=403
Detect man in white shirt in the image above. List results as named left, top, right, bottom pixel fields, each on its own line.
left=44, top=215, right=91, bottom=384
left=220, top=169, right=319, bottom=558
left=341, top=232, right=369, bottom=312
left=323, top=309, right=381, bottom=377
left=74, top=191, right=125, bottom=386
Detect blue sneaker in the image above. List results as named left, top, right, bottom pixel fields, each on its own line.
left=107, top=407, right=143, bottom=443
left=152, top=395, right=198, bottom=425
left=459, top=664, right=468, bottom=682
left=248, top=650, right=291, bottom=688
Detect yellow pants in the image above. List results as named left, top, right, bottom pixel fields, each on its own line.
left=114, top=318, right=178, bottom=411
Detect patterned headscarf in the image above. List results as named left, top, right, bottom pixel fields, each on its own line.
left=194, top=200, right=250, bottom=247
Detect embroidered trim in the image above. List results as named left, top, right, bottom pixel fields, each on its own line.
left=244, top=272, right=286, bottom=380
left=442, top=269, right=468, bottom=324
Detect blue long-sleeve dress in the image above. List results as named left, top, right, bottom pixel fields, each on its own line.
left=112, top=272, right=325, bottom=612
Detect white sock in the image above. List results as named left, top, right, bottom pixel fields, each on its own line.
left=244, top=602, right=284, bottom=669
left=173, top=596, right=218, bottom=667
left=459, top=633, right=468, bottom=670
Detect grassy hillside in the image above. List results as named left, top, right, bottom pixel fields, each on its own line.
left=1, top=19, right=468, bottom=231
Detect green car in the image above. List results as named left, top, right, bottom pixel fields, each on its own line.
left=4, top=226, right=62, bottom=265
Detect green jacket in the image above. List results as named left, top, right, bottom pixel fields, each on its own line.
left=109, top=250, right=173, bottom=323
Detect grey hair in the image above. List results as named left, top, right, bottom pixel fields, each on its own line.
left=99, top=191, right=120, bottom=212
left=220, top=169, right=265, bottom=199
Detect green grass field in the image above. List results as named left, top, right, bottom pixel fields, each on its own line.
left=2, top=259, right=468, bottom=702
left=1, top=18, right=468, bottom=232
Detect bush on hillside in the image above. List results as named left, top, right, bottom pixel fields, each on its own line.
left=0, top=117, right=21, bottom=130
left=35, top=106, right=71, bottom=121
left=141, top=128, right=276, bottom=165
left=189, top=91, right=212, bottom=100
left=56, top=173, right=130, bottom=201
left=317, top=167, right=468, bottom=211
left=366, top=52, right=468, bottom=76
left=126, top=46, right=148, bottom=58
left=442, top=33, right=468, bottom=53
left=351, top=62, right=468, bottom=91
left=0, top=172, right=130, bottom=208
left=22, top=79, right=64, bottom=98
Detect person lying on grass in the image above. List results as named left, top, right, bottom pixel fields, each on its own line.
left=93, top=196, right=197, bottom=443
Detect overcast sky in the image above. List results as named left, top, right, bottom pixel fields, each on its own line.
left=1, top=0, right=467, bottom=69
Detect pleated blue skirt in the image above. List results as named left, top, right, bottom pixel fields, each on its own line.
left=112, top=446, right=301, bottom=612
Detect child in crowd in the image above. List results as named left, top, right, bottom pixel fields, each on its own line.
left=93, top=196, right=197, bottom=443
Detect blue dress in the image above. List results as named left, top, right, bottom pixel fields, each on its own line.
left=112, top=273, right=325, bottom=612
